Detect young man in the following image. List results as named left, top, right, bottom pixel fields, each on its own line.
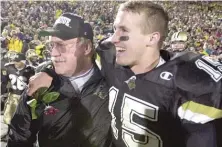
left=25, top=2, right=222, bottom=147
left=100, top=2, right=222, bottom=147
left=7, top=13, right=111, bottom=147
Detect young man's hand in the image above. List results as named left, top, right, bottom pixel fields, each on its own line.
left=27, top=72, right=52, bottom=96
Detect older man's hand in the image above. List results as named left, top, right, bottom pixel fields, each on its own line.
left=27, top=72, right=53, bottom=96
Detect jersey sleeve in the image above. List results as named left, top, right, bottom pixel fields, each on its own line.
left=175, top=55, right=222, bottom=124
left=35, top=61, right=53, bottom=73
left=96, top=38, right=116, bottom=78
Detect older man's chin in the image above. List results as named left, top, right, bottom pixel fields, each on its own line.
left=54, top=67, right=64, bottom=75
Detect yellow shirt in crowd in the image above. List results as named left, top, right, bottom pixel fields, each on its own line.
left=35, top=44, right=45, bottom=58
left=8, top=38, right=23, bottom=53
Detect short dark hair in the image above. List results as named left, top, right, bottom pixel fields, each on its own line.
left=119, top=1, right=169, bottom=47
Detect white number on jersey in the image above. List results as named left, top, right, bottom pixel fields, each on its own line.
left=195, top=56, right=222, bottom=82
left=109, top=86, right=163, bottom=147
left=109, top=87, right=119, bottom=139
left=9, top=74, right=27, bottom=91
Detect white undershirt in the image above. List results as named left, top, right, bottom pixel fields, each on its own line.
left=156, top=56, right=166, bottom=68
left=68, top=57, right=164, bottom=92
left=69, top=66, right=94, bottom=93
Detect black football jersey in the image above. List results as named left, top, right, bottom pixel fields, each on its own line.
left=97, top=45, right=222, bottom=147
left=4, top=64, right=35, bottom=95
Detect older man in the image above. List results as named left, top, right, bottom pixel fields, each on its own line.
left=7, top=13, right=111, bottom=147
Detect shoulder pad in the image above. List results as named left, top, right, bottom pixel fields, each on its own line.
left=175, top=54, right=222, bottom=95
left=26, top=65, right=36, bottom=71
left=170, top=51, right=200, bottom=61
left=35, top=61, right=53, bottom=73
left=160, top=50, right=199, bottom=62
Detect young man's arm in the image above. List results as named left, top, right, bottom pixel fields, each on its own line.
left=183, top=122, right=218, bottom=147
left=96, top=38, right=116, bottom=77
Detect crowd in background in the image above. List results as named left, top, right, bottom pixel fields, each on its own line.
left=1, top=1, right=222, bottom=62
left=162, top=1, right=222, bottom=56
left=0, top=1, right=221, bottom=146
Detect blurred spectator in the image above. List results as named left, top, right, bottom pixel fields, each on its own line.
left=0, top=1, right=221, bottom=58
left=7, top=30, right=23, bottom=53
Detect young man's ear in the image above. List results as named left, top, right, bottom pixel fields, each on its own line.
left=145, top=32, right=161, bottom=47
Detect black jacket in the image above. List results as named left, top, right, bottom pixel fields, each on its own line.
left=7, top=65, right=112, bottom=147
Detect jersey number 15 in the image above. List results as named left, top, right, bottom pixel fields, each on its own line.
left=109, top=86, right=163, bottom=147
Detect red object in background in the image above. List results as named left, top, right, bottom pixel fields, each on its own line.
left=44, top=105, right=59, bottom=115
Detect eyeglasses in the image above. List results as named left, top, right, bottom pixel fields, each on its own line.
left=49, top=42, right=76, bottom=53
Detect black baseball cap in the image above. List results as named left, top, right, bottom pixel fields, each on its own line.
left=39, top=13, right=93, bottom=42
left=9, top=53, right=26, bottom=63
left=14, top=53, right=26, bottom=62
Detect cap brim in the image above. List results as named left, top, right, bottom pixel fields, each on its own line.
left=39, top=28, right=60, bottom=37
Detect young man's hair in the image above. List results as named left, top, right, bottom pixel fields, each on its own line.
left=119, top=1, right=169, bottom=47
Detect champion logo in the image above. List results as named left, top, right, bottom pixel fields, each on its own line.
left=160, top=71, right=173, bottom=80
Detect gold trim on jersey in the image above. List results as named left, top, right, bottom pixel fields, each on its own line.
left=177, top=101, right=222, bottom=124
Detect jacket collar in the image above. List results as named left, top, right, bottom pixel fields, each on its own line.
left=57, top=64, right=104, bottom=99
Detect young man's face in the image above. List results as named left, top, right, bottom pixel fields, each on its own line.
left=111, top=10, right=149, bottom=67
left=50, top=37, right=86, bottom=77
left=14, top=61, right=25, bottom=70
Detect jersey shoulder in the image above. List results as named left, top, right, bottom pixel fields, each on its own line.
left=172, top=52, right=222, bottom=123
left=174, top=52, right=222, bottom=95
left=23, top=65, right=35, bottom=75
left=5, top=64, right=17, bottom=75
left=141, top=51, right=199, bottom=89
left=35, top=61, right=53, bottom=73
